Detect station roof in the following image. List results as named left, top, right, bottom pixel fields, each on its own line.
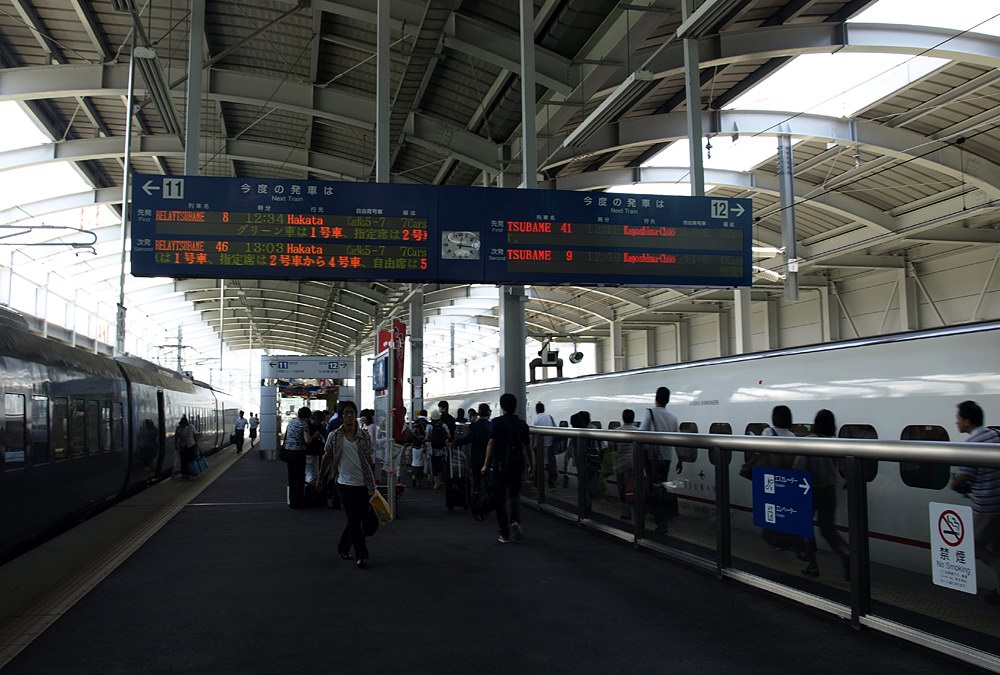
left=1, top=0, right=998, bottom=367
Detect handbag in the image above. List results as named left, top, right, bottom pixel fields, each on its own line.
left=739, top=463, right=753, bottom=480
left=230, top=433, right=237, bottom=445
left=278, top=443, right=289, bottom=463
left=196, top=456, right=208, bottom=472
left=369, top=489, right=393, bottom=524
left=361, top=505, right=379, bottom=536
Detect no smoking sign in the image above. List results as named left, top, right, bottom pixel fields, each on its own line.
left=929, top=502, right=976, bottom=594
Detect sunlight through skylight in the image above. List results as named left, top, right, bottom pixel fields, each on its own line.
left=640, top=136, right=793, bottom=172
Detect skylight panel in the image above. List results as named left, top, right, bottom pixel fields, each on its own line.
left=0, top=163, right=92, bottom=212
left=851, top=0, right=1000, bottom=36
left=640, top=136, right=792, bottom=172
left=0, top=102, right=48, bottom=152
left=722, top=53, right=947, bottom=118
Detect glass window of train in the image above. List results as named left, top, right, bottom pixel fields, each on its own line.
left=70, top=398, right=86, bottom=457
left=677, top=422, right=699, bottom=462
left=86, top=400, right=100, bottom=454
left=52, top=398, right=68, bottom=460
left=744, top=423, right=768, bottom=462
left=100, top=402, right=111, bottom=453
left=708, top=423, right=732, bottom=466
left=112, top=403, right=124, bottom=452
left=30, top=395, right=50, bottom=465
left=899, top=425, right=951, bottom=489
left=790, top=423, right=813, bottom=437
left=4, top=393, right=27, bottom=468
left=836, top=424, right=879, bottom=482
left=608, top=421, right=621, bottom=430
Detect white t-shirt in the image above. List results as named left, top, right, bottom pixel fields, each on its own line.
left=639, top=406, right=679, bottom=462
left=336, top=437, right=366, bottom=486
left=235, top=417, right=248, bottom=432
left=532, top=412, right=556, bottom=448
left=410, top=445, right=425, bottom=468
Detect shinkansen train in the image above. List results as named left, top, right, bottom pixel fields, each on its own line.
left=0, top=309, right=237, bottom=562
left=444, top=320, right=1000, bottom=577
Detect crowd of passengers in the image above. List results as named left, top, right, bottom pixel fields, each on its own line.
left=274, top=394, right=1000, bottom=603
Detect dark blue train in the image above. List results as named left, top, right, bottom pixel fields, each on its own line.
left=0, top=308, right=237, bottom=562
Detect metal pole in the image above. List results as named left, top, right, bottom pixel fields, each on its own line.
left=682, top=0, right=705, bottom=197
left=375, top=0, right=390, bottom=183
left=519, top=0, right=537, bottom=189
left=219, top=280, right=224, bottom=378
left=184, top=0, right=205, bottom=175
left=715, top=448, right=732, bottom=572
left=777, top=134, right=799, bottom=300
left=115, top=30, right=137, bottom=356
left=846, top=456, right=871, bottom=628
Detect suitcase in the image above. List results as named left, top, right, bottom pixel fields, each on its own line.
left=446, top=447, right=469, bottom=510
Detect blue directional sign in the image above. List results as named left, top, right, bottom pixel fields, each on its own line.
left=751, top=467, right=814, bottom=538
left=131, top=174, right=751, bottom=287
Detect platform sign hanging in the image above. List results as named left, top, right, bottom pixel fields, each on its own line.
left=751, top=467, right=814, bottom=537
left=131, top=174, right=752, bottom=287
left=929, top=502, right=977, bottom=594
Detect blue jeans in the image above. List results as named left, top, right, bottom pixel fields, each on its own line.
left=495, top=471, right=523, bottom=538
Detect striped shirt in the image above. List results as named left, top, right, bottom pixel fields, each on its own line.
left=958, top=427, right=1000, bottom=514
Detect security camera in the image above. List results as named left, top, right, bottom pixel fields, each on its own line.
left=568, top=351, right=584, bottom=364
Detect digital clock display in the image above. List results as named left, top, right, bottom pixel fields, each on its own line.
left=131, top=175, right=751, bottom=287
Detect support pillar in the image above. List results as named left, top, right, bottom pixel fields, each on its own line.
left=777, top=134, right=799, bottom=301
left=676, top=320, right=689, bottom=363
left=645, top=329, right=657, bottom=368
left=764, top=298, right=778, bottom=350
left=734, top=288, right=752, bottom=354
left=184, top=0, right=205, bottom=174
left=610, top=319, right=625, bottom=371
left=717, top=308, right=730, bottom=357
left=499, top=286, right=527, bottom=419
left=682, top=0, right=705, bottom=197
left=518, top=0, right=536, bottom=189
left=409, top=288, right=424, bottom=417
left=375, top=0, right=390, bottom=183
left=898, top=268, right=919, bottom=331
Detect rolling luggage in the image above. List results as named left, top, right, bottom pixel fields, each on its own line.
left=445, top=446, right=469, bottom=510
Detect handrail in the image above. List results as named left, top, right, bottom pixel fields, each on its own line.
left=529, top=426, right=1000, bottom=468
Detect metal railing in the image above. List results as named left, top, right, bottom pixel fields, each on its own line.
left=524, top=425, right=1000, bottom=672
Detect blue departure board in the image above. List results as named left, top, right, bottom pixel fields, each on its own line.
left=131, top=174, right=751, bottom=287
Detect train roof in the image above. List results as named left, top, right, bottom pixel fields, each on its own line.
left=0, top=322, right=123, bottom=380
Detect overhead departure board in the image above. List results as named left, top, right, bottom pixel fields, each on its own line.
left=131, top=174, right=751, bottom=287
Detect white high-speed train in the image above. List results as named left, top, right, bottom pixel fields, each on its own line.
left=443, top=321, right=1000, bottom=577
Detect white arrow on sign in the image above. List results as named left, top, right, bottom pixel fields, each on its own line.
left=142, top=180, right=160, bottom=196
left=800, top=477, right=811, bottom=495
left=732, top=203, right=745, bottom=217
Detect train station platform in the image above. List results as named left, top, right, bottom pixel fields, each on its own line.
left=0, top=447, right=987, bottom=674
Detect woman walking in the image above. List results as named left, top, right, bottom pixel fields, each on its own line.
left=317, top=401, right=376, bottom=568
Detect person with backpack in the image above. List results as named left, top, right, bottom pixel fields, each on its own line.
left=950, top=400, right=1000, bottom=605
left=481, top=393, right=532, bottom=544
left=428, top=408, right=451, bottom=489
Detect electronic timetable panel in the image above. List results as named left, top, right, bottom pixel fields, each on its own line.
left=131, top=174, right=752, bottom=287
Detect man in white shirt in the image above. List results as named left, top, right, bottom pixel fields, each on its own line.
left=532, top=402, right=558, bottom=489
left=639, top=387, right=680, bottom=533
left=234, top=410, right=248, bottom=454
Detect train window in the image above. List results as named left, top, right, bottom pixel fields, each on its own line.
left=836, top=425, right=879, bottom=482
left=899, top=425, right=951, bottom=489
left=52, top=398, right=68, bottom=460
left=86, top=400, right=100, bottom=453
left=608, top=421, right=621, bottom=430
left=790, top=424, right=813, bottom=437
left=677, top=422, right=698, bottom=462
left=112, top=403, right=124, bottom=452
left=708, top=423, right=732, bottom=466
left=100, top=402, right=112, bottom=453
left=31, top=395, right=50, bottom=464
left=743, top=423, right=768, bottom=462
left=70, top=398, right=86, bottom=457
left=4, top=393, right=27, bottom=468
left=590, top=421, right=603, bottom=429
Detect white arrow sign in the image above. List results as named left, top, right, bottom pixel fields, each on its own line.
left=142, top=180, right=160, bottom=196
left=732, top=202, right=745, bottom=217
left=800, top=477, right=811, bottom=495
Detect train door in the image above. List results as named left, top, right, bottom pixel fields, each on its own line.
left=156, top=390, right=167, bottom=474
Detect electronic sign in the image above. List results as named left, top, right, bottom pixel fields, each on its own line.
left=131, top=174, right=751, bottom=287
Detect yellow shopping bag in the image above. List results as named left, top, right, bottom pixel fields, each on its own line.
left=370, top=488, right=393, bottom=524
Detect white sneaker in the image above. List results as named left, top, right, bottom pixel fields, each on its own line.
left=497, top=535, right=509, bottom=544
left=510, top=521, right=524, bottom=542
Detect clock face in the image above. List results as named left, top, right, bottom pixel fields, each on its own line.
left=441, top=230, right=481, bottom=260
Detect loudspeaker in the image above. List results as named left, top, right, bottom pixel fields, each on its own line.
left=568, top=351, right=584, bottom=364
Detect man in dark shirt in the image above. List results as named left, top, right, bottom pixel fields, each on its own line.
left=457, top=402, right=492, bottom=492
left=481, top=393, right=532, bottom=544
left=438, top=400, right=457, bottom=438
